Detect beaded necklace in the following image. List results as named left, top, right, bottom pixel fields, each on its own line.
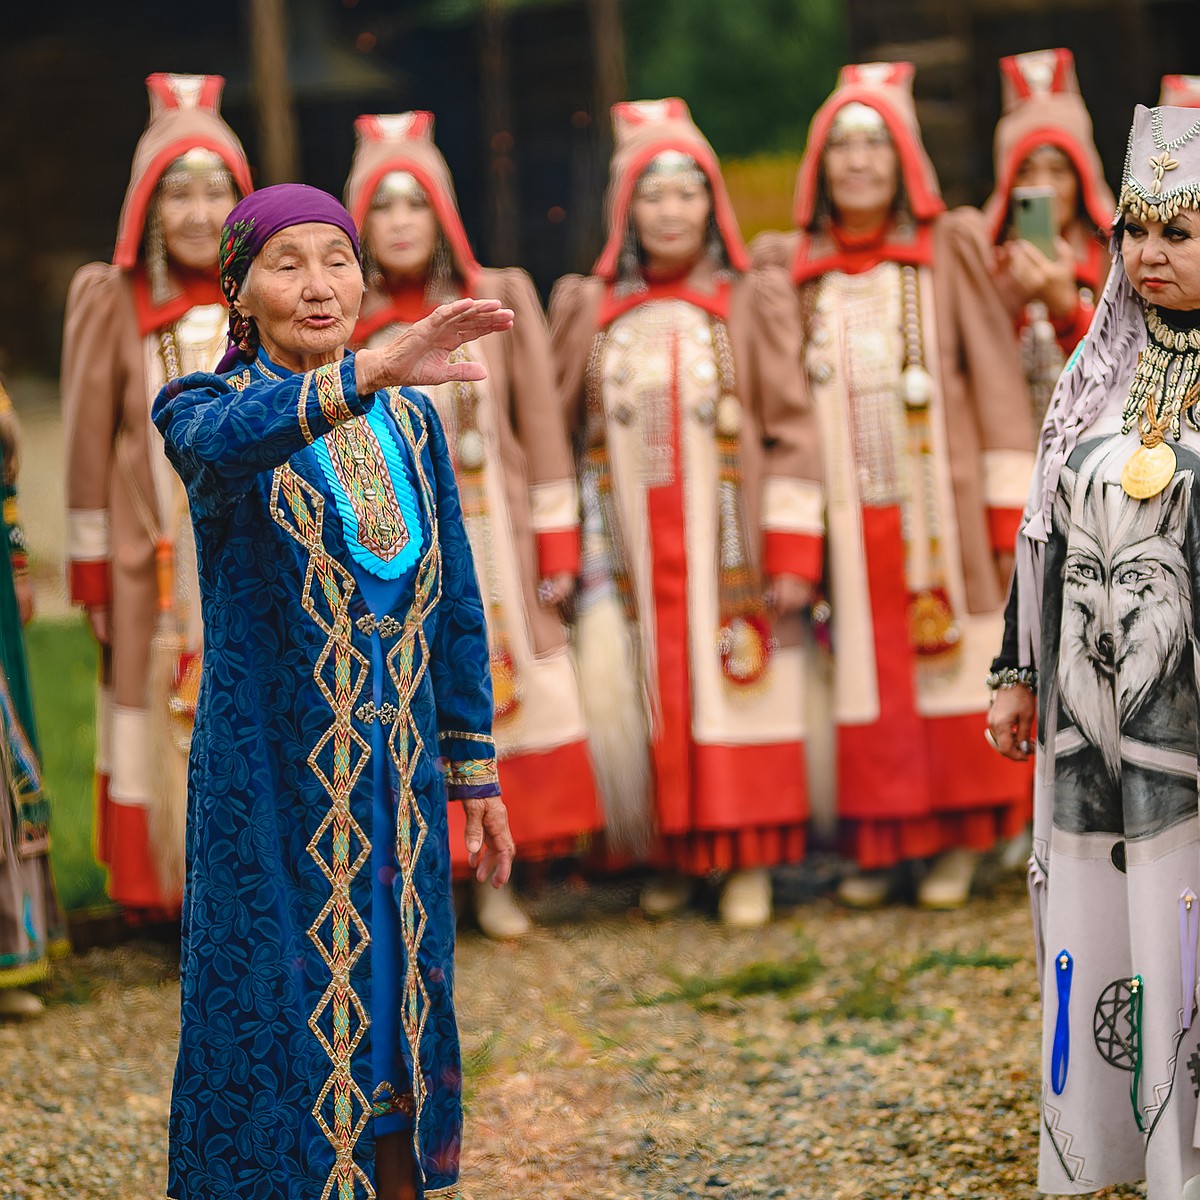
left=1119, top=303, right=1200, bottom=499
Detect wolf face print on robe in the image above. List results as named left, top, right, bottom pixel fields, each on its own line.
left=1048, top=443, right=1199, bottom=845
left=1031, top=430, right=1200, bottom=1196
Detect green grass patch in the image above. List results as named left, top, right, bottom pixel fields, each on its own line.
left=907, top=948, right=1020, bottom=975
left=828, top=966, right=904, bottom=1022
left=640, top=948, right=823, bottom=1007
left=462, top=1031, right=501, bottom=1112
left=24, top=616, right=108, bottom=912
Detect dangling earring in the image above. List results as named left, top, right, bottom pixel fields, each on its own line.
left=424, top=235, right=456, bottom=308
left=230, top=310, right=257, bottom=357
left=705, top=211, right=730, bottom=278
left=361, top=241, right=382, bottom=290
left=145, top=199, right=170, bottom=307
left=615, top=219, right=645, bottom=297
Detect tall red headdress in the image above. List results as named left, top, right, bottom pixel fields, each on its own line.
left=592, top=98, right=749, bottom=280
left=792, top=62, right=944, bottom=231
left=112, top=73, right=253, bottom=271
left=983, top=49, right=1114, bottom=243
left=344, top=111, right=481, bottom=292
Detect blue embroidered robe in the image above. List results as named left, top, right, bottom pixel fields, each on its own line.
left=153, top=353, right=499, bottom=1200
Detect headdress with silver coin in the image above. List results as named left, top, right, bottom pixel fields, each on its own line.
left=828, top=101, right=889, bottom=142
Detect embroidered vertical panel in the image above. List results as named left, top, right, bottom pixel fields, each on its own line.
left=270, top=465, right=375, bottom=1200
left=381, top=391, right=443, bottom=1183
left=313, top=407, right=424, bottom=579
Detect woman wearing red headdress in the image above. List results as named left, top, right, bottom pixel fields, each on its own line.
left=980, top=48, right=1115, bottom=430
left=752, top=63, right=1035, bottom=909
left=61, top=74, right=252, bottom=918
left=345, top=112, right=600, bottom=939
left=550, top=99, right=822, bottom=927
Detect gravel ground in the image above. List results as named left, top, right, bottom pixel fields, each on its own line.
left=1, top=870, right=1150, bottom=1200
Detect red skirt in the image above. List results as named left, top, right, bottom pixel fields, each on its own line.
left=838, top=506, right=1031, bottom=871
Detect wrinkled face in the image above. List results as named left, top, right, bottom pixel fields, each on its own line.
left=1013, top=144, right=1080, bottom=235
left=363, top=172, right=441, bottom=281
left=158, top=166, right=238, bottom=273
left=823, top=123, right=899, bottom=226
left=630, top=166, right=712, bottom=275
left=236, top=223, right=363, bottom=371
left=1121, top=209, right=1200, bottom=310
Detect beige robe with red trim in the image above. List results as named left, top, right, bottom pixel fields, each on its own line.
left=361, top=267, right=600, bottom=866
left=550, top=264, right=824, bottom=872
left=753, top=211, right=1036, bottom=868
left=61, top=265, right=225, bottom=910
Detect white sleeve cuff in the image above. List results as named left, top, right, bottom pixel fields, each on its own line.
left=67, top=508, right=111, bottom=561
left=761, top=477, right=823, bottom=535
left=529, top=480, right=579, bottom=533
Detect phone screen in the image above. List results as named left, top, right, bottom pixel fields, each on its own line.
left=1011, top=186, right=1057, bottom=260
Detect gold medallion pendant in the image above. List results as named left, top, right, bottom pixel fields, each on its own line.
left=1120, top=441, right=1177, bottom=499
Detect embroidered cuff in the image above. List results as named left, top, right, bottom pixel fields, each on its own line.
left=763, top=531, right=823, bottom=583
left=444, top=756, right=501, bottom=801
left=986, top=666, right=1038, bottom=696
left=70, top=559, right=111, bottom=608
left=987, top=507, right=1024, bottom=554
left=298, top=357, right=372, bottom=444
left=537, top=529, right=581, bottom=578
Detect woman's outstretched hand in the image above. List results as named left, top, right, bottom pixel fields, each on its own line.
left=462, top=794, right=516, bottom=887
left=354, top=297, right=515, bottom=394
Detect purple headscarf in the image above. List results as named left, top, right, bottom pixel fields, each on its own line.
left=216, top=183, right=362, bottom=371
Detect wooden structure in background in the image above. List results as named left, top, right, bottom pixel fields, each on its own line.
left=0, top=0, right=615, bottom=372
left=248, top=0, right=301, bottom=185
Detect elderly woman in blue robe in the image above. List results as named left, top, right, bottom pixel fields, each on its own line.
left=153, top=184, right=516, bottom=1200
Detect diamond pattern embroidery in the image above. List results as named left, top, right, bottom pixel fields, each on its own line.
left=271, top=466, right=374, bottom=1200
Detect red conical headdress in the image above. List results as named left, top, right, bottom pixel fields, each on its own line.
left=592, top=98, right=749, bottom=280
left=344, top=111, right=481, bottom=291
left=792, top=62, right=944, bottom=231
left=982, top=49, right=1114, bottom=243
left=112, top=74, right=252, bottom=271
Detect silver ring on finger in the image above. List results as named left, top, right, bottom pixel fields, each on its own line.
left=1019, top=739, right=1034, bottom=754
left=984, top=728, right=999, bottom=752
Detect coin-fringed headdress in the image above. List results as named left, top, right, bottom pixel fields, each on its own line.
left=592, top=98, right=749, bottom=281
left=983, top=48, right=1114, bottom=244
left=1119, top=103, right=1200, bottom=222
left=1160, top=76, right=1200, bottom=108
left=1014, top=105, right=1200, bottom=673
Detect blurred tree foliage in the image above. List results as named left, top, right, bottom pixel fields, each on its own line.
left=622, top=0, right=849, bottom=158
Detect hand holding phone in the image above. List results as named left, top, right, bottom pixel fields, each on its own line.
left=1011, top=186, right=1058, bottom=260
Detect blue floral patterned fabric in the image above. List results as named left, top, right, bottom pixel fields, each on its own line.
left=153, top=352, right=499, bottom=1200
